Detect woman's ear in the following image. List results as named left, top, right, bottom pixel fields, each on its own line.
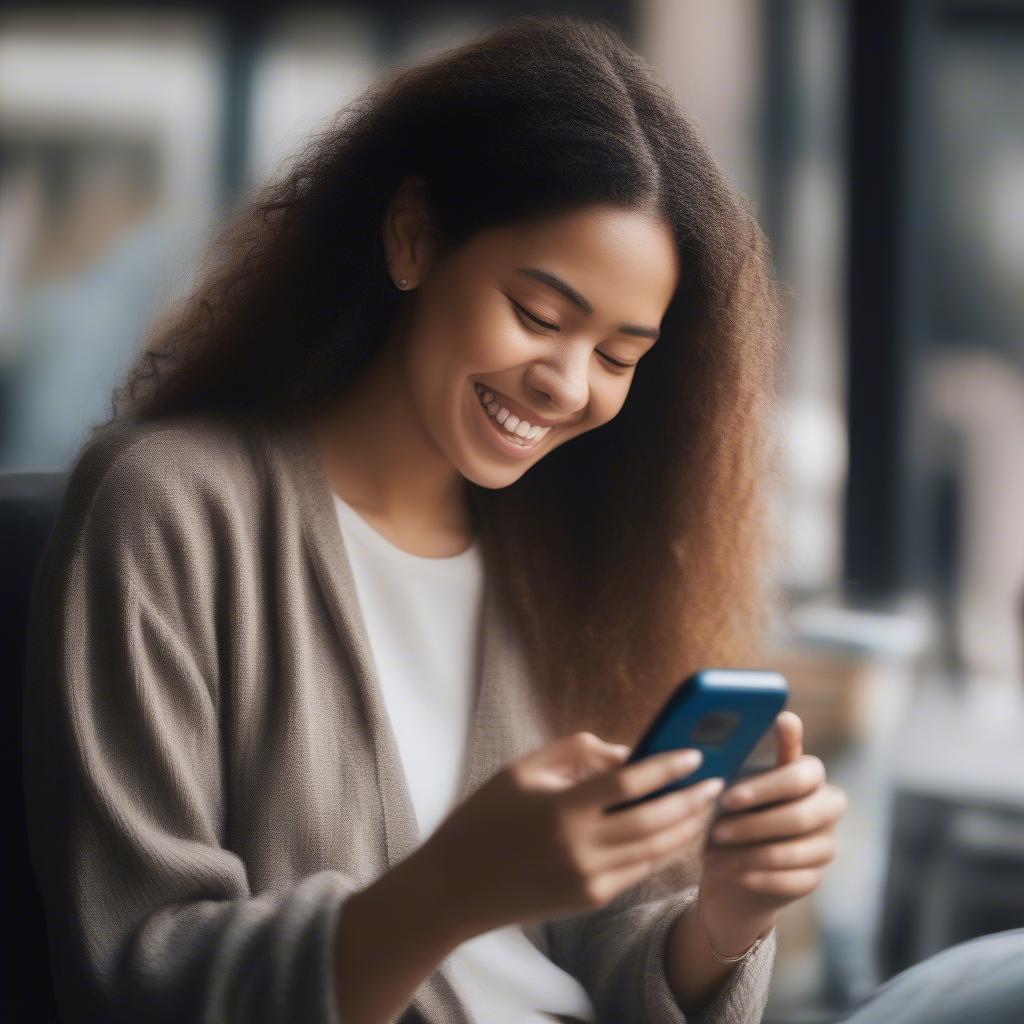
left=383, top=175, right=438, bottom=289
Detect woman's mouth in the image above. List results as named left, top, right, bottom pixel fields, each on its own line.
left=473, top=382, right=552, bottom=450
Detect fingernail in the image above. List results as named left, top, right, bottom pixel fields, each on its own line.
left=672, top=749, right=702, bottom=772
left=703, top=778, right=725, bottom=799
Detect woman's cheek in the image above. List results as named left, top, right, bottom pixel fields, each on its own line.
left=588, top=379, right=629, bottom=426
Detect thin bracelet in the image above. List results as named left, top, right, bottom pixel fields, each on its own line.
left=695, top=891, right=764, bottom=965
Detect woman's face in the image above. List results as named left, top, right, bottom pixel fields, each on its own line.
left=388, top=194, right=680, bottom=490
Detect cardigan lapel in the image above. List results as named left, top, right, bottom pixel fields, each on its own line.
left=272, top=415, right=421, bottom=868
left=268, top=415, right=552, bottom=1020
left=454, top=571, right=552, bottom=806
left=272, top=414, right=551, bottom=824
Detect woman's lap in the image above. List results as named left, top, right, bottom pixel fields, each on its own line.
left=834, top=928, right=1024, bottom=1024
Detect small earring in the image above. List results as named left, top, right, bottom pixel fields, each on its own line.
left=397, top=277, right=409, bottom=289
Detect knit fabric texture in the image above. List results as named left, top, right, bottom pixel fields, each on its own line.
left=21, top=412, right=776, bottom=1023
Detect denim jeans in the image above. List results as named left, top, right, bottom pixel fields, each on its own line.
left=532, top=930, right=1024, bottom=1024
left=835, top=929, right=1024, bottom=1024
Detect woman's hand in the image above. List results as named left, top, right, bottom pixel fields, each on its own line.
left=419, top=730, right=723, bottom=942
left=696, top=710, right=847, bottom=955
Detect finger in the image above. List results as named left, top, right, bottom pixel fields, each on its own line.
left=528, top=731, right=633, bottom=785
left=571, top=746, right=704, bottom=812
left=595, top=798, right=716, bottom=871
left=574, top=739, right=633, bottom=778
left=703, top=825, right=837, bottom=875
left=775, top=711, right=803, bottom=767
left=709, top=785, right=847, bottom=846
left=719, top=755, right=826, bottom=812
left=586, top=855, right=662, bottom=907
left=595, top=776, right=725, bottom=845
left=725, top=866, right=826, bottom=900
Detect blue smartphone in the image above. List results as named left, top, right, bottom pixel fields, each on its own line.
left=603, top=668, right=789, bottom=814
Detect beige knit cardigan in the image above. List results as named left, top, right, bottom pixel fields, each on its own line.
left=21, top=411, right=775, bottom=1023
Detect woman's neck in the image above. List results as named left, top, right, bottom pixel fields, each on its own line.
left=310, top=339, right=476, bottom=552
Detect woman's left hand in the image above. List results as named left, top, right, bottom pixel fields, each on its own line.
left=696, top=710, right=847, bottom=953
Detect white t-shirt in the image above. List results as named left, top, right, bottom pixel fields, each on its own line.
left=333, top=492, right=597, bottom=1024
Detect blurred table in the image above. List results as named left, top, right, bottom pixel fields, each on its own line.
left=891, top=675, right=1024, bottom=808
left=879, top=675, right=1024, bottom=978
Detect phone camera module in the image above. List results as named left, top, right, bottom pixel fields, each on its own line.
left=690, top=711, right=740, bottom=749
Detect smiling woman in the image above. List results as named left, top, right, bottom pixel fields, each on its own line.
left=96, top=15, right=784, bottom=748
left=359, top=194, right=680, bottom=479
left=31, top=11, right=791, bottom=1024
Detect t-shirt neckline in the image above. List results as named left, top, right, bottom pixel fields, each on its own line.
left=332, top=491, right=481, bottom=572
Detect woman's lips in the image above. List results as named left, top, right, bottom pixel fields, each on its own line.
left=473, top=382, right=565, bottom=428
left=473, top=382, right=550, bottom=455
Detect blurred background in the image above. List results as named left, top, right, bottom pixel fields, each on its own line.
left=3, top=2, right=1022, bottom=1022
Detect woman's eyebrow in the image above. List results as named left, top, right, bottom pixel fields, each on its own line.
left=515, top=266, right=661, bottom=340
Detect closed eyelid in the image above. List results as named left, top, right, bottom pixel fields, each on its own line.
left=507, top=295, right=559, bottom=330
left=504, top=292, right=646, bottom=355
left=514, top=266, right=662, bottom=341
left=506, top=294, right=635, bottom=370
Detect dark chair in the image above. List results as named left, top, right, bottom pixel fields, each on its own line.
left=4, top=471, right=68, bottom=1021
left=878, top=789, right=1024, bottom=979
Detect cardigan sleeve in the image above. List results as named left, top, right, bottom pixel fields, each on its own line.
left=21, top=432, right=358, bottom=1024
left=541, top=861, right=776, bottom=1024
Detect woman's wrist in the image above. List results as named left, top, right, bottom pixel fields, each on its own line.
left=666, top=897, right=766, bottom=1014
left=397, top=839, right=481, bottom=949
left=695, top=888, right=773, bottom=962
left=334, top=850, right=470, bottom=1024
left=694, top=883, right=777, bottom=959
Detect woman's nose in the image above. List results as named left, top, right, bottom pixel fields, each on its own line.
left=527, top=352, right=591, bottom=416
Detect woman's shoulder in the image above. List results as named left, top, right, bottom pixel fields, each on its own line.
left=77, top=410, right=261, bottom=477
left=23, top=414, right=277, bottom=642
left=49, top=411, right=277, bottom=570
left=67, top=411, right=265, bottom=512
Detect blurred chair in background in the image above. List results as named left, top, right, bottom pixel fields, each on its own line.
left=4, top=469, right=66, bottom=1021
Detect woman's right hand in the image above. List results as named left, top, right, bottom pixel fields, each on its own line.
left=419, top=731, right=724, bottom=940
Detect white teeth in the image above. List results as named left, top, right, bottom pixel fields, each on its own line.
left=475, top=383, right=550, bottom=446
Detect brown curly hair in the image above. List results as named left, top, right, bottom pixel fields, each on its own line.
left=95, top=12, right=787, bottom=745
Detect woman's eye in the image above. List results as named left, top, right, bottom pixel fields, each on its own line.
left=510, top=297, right=635, bottom=372
left=598, top=352, right=635, bottom=371
left=511, top=300, right=559, bottom=332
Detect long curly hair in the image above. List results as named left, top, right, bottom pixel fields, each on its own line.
left=95, top=12, right=787, bottom=745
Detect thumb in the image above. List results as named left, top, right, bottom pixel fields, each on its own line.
left=570, top=734, right=633, bottom=778
left=775, top=710, right=803, bottom=767
left=523, top=732, right=630, bottom=780
left=565, top=736, right=634, bottom=790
